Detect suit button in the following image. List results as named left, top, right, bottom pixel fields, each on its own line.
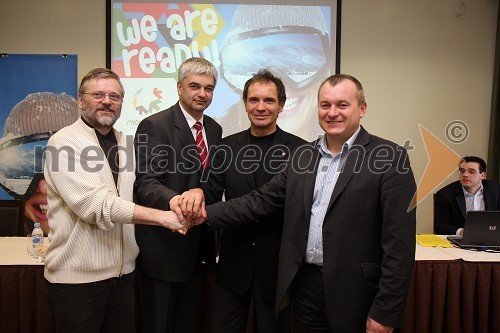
left=252, top=242, right=255, bottom=246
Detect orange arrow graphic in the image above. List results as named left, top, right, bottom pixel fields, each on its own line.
left=409, top=124, right=462, bottom=211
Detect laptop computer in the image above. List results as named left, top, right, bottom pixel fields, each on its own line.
left=447, top=211, right=500, bottom=250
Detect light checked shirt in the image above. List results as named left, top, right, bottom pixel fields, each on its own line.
left=305, top=126, right=361, bottom=265
left=462, top=186, right=485, bottom=212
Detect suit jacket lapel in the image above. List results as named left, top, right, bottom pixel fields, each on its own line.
left=483, top=181, right=494, bottom=210
left=327, top=127, right=369, bottom=210
left=173, top=103, right=195, bottom=146
left=454, top=186, right=467, bottom=218
left=204, top=118, right=219, bottom=148
left=303, top=142, right=321, bottom=220
left=172, top=103, right=202, bottom=173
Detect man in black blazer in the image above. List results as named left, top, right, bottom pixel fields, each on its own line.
left=133, top=57, right=222, bottom=333
left=203, top=69, right=306, bottom=333
left=181, top=74, right=417, bottom=333
left=434, top=156, right=500, bottom=235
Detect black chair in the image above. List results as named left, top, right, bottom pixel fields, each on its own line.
left=0, top=200, right=25, bottom=236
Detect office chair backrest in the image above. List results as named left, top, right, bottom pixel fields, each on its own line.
left=0, top=200, right=25, bottom=236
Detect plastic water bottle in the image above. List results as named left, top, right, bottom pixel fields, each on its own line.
left=32, top=222, right=44, bottom=260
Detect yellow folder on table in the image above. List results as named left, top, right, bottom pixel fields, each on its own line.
left=416, top=234, right=453, bottom=248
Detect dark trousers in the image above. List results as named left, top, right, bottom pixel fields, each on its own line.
left=293, top=264, right=400, bottom=333
left=45, top=272, right=136, bottom=333
left=139, top=269, right=203, bottom=333
left=292, top=264, right=331, bottom=333
left=212, top=278, right=291, bottom=333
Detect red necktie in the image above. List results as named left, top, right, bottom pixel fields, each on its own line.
left=194, top=121, right=209, bottom=169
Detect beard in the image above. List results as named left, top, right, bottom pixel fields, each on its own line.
left=81, top=101, right=121, bottom=128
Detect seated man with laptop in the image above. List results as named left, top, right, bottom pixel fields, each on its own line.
left=434, top=156, right=500, bottom=236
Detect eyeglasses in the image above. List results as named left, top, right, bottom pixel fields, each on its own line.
left=0, top=132, right=53, bottom=200
left=82, top=92, right=122, bottom=102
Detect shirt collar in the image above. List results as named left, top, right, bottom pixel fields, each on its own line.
left=81, top=116, right=93, bottom=129
left=316, top=125, right=361, bottom=157
left=179, top=103, right=204, bottom=129
left=462, top=184, right=484, bottom=197
left=80, top=116, right=117, bottom=142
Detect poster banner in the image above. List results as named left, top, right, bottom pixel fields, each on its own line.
left=0, top=54, right=78, bottom=233
left=110, top=2, right=339, bottom=141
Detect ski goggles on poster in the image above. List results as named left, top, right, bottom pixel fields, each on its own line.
left=219, top=27, right=331, bottom=92
left=0, top=132, right=52, bottom=200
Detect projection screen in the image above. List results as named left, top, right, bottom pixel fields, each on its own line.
left=107, top=0, right=340, bottom=141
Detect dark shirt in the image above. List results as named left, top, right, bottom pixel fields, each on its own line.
left=249, top=131, right=277, bottom=185
left=81, top=117, right=119, bottom=186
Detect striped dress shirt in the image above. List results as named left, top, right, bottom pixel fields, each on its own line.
left=305, top=127, right=360, bottom=265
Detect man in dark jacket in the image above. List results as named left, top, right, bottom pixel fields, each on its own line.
left=203, top=69, right=306, bottom=333
left=434, top=156, right=500, bottom=235
left=133, top=57, right=222, bottom=333
left=180, top=74, right=417, bottom=333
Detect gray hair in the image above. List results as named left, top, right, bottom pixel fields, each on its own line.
left=178, top=57, right=218, bottom=86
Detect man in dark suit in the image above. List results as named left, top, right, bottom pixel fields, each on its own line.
left=181, top=74, right=416, bottom=333
left=434, top=156, right=500, bottom=235
left=203, top=69, right=306, bottom=333
left=133, top=57, right=222, bottom=333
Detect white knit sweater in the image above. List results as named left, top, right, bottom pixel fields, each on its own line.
left=43, top=118, right=138, bottom=283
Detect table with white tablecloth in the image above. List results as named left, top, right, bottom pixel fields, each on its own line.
left=1, top=236, right=499, bottom=333
left=402, top=238, right=500, bottom=333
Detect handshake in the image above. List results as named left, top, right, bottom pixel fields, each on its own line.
left=166, top=188, right=208, bottom=235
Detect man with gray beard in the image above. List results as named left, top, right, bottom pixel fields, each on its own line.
left=43, top=68, right=186, bottom=333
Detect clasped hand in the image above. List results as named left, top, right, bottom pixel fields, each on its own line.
left=169, top=188, right=207, bottom=232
